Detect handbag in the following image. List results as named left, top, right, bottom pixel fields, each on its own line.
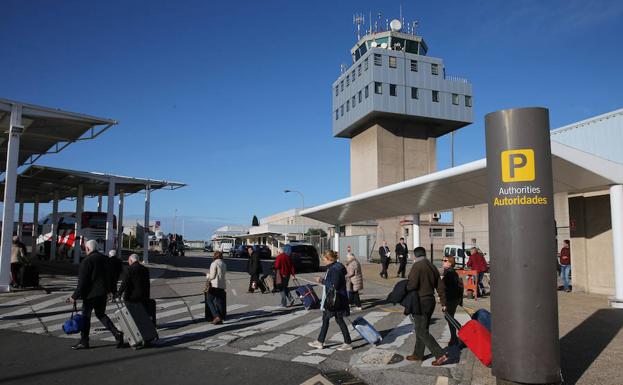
left=62, top=303, right=84, bottom=334
left=324, top=284, right=338, bottom=311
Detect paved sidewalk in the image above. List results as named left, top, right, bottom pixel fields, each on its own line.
left=360, top=260, right=623, bottom=385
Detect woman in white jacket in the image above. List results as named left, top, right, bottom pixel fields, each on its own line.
left=206, top=251, right=227, bottom=324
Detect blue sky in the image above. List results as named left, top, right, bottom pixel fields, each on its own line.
left=1, top=0, right=622, bottom=239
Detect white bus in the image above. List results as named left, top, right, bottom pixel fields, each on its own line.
left=36, top=211, right=117, bottom=259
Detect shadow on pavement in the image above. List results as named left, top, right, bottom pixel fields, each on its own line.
left=560, top=308, right=623, bottom=384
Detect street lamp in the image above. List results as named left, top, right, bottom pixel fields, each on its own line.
left=284, top=189, right=305, bottom=240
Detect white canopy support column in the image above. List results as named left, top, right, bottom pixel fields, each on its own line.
left=143, top=185, right=151, bottom=264
left=105, top=177, right=115, bottom=254
left=0, top=104, right=23, bottom=292
left=50, top=192, right=59, bottom=260
left=73, top=184, right=84, bottom=264
left=17, top=201, right=24, bottom=238
left=412, top=214, right=421, bottom=250
left=97, top=194, right=103, bottom=213
left=333, top=228, right=340, bottom=252
left=32, top=198, right=39, bottom=258
left=117, top=190, right=124, bottom=257
left=609, top=184, right=623, bottom=309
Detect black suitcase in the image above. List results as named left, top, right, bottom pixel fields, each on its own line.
left=19, top=264, right=39, bottom=288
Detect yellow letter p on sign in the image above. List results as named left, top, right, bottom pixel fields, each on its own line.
left=501, top=149, right=535, bottom=182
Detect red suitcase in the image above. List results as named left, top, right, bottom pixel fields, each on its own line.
left=445, top=313, right=492, bottom=366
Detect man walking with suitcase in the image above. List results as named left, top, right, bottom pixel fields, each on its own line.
left=118, top=254, right=154, bottom=325
left=67, top=240, right=124, bottom=350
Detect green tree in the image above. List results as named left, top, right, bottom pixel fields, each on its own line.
left=252, top=215, right=259, bottom=226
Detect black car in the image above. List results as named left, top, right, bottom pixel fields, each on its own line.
left=203, top=243, right=213, bottom=252
left=233, top=245, right=272, bottom=259
left=284, top=243, right=320, bottom=273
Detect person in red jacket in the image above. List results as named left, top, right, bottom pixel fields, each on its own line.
left=467, top=247, right=488, bottom=296
left=274, top=247, right=296, bottom=307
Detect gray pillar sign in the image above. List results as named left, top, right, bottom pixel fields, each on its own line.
left=485, top=107, right=560, bottom=384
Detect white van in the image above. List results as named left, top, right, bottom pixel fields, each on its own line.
left=443, top=244, right=490, bottom=268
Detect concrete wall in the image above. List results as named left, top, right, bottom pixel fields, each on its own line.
left=350, top=123, right=436, bottom=196
left=569, top=192, right=614, bottom=295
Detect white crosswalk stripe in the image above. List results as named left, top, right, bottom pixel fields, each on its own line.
left=0, top=288, right=466, bottom=366
left=292, top=311, right=390, bottom=364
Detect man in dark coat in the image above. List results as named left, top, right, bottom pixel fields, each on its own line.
left=118, top=253, right=154, bottom=325
left=247, top=246, right=266, bottom=293
left=378, top=240, right=391, bottom=279
left=405, top=247, right=449, bottom=366
left=108, top=249, right=123, bottom=298
left=395, top=237, right=409, bottom=278
left=68, top=240, right=123, bottom=350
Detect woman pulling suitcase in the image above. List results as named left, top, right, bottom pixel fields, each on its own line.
left=308, top=250, right=352, bottom=351
left=206, top=251, right=227, bottom=325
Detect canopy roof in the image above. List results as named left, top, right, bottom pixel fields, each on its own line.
left=301, top=141, right=623, bottom=224
left=1, top=165, right=186, bottom=203
left=0, top=98, right=116, bottom=170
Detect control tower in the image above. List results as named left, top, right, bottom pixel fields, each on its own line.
left=333, top=18, right=473, bottom=196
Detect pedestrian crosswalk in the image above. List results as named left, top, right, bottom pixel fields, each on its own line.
left=0, top=278, right=472, bottom=369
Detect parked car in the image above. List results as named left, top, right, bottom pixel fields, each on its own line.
left=283, top=243, right=320, bottom=273
left=233, top=244, right=272, bottom=259
left=203, top=243, right=213, bottom=252
left=443, top=244, right=490, bottom=268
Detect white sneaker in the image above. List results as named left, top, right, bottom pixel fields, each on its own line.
left=308, top=340, right=324, bottom=349
left=354, top=307, right=363, bottom=311
left=337, top=343, right=352, bottom=351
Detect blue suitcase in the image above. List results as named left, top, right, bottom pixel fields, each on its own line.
left=351, top=316, right=382, bottom=345
left=295, top=285, right=320, bottom=310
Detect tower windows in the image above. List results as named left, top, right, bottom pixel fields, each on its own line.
left=432, top=90, right=439, bottom=102
left=340, top=105, right=344, bottom=116
left=452, top=93, right=459, bottom=105
left=374, top=82, right=382, bottom=94
left=465, top=95, right=472, bottom=107
left=340, top=80, right=344, bottom=91
left=410, top=60, right=418, bottom=72
left=358, top=90, right=362, bottom=103
left=346, top=76, right=349, bottom=87
left=351, top=71, right=355, bottom=83
left=365, top=85, right=369, bottom=98
left=335, top=109, right=339, bottom=120
left=352, top=96, right=356, bottom=108
left=374, top=54, right=382, bottom=66
left=335, top=86, right=339, bottom=96
left=364, top=57, right=369, bottom=71
left=431, top=63, right=439, bottom=76
left=357, top=64, right=362, bottom=77
left=411, top=87, right=419, bottom=99
left=346, top=100, right=350, bottom=112
left=390, top=84, right=397, bottom=96
left=389, top=56, right=397, bottom=68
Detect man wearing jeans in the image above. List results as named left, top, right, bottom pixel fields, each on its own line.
left=559, top=240, right=572, bottom=292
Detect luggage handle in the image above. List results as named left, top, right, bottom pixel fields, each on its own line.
left=444, top=311, right=463, bottom=331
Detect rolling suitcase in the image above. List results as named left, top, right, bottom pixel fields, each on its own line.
left=114, top=301, right=158, bottom=348
left=295, top=284, right=320, bottom=310
left=445, top=313, right=492, bottom=366
left=351, top=316, right=382, bottom=345
left=18, top=264, right=40, bottom=288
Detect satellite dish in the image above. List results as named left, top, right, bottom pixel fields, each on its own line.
left=380, top=42, right=388, bottom=49
left=371, top=41, right=378, bottom=47
left=390, top=19, right=402, bottom=32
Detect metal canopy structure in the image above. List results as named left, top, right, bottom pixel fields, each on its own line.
left=0, top=99, right=118, bottom=293
left=301, top=141, right=623, bottom=225
left=0, top=98, right=116, bottom=170
left=0, top=165, right=185, bottom=203
left=0, top=165, right=185, bottom=267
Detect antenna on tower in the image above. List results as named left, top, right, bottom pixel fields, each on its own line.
left=412, top=20, right=419, bottom=35
left=377, top=11, right=382, bottom=33
left=369, top=11, right=372, bottom=34
left=353, top=13, right=365, bottom=40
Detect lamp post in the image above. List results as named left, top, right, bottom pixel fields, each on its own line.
left=284, top=189, right=305, bottom=240
left=459, top=221, right=465, bottom=266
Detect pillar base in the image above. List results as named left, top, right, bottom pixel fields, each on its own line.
left=609, top=297, right=623, bottom=309
left=497, top=379, right=560, bottom=385
left=0, top=284, right=11, bottom=293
